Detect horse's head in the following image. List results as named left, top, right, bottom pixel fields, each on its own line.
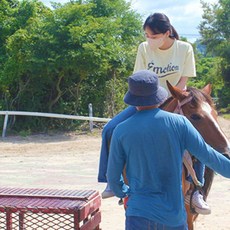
left=166, top=81, right=230, bottom=159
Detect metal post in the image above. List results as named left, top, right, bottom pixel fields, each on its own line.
left=88, top=103, right=93, bottom=132
left=2, top=112, right=9, bottom=138
left=19, top=212, right=25, bottom=230
left=6, top=210, right=12, bottom=230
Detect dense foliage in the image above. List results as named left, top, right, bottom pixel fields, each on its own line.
left=0, top=0, right=229, bottom=133
left=0, top=0, right=143, bottom=132
left=196, top=0, right=230, bottom=108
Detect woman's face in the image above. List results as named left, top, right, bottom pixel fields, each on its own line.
left=144, top=26, right=170, bottom=49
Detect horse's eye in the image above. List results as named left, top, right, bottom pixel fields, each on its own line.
left=190, top=114, right=201, bottom=120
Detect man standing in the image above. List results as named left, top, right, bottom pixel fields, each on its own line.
left=107, top=70, right=230, bottom=230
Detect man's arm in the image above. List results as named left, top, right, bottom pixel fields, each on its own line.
left=183, top=118, right=230, bottom=177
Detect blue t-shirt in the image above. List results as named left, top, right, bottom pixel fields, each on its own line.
left=107, top=108, right=230, bottom=227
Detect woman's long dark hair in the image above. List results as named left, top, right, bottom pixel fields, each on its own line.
left=143, top=13, right=179, bottom=40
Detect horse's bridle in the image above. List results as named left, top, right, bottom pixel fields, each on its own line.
left=173, top=96, right=193, bottom=115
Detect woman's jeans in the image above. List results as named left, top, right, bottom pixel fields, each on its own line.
left=186, top=158, right=205, bottom=186
left=98, top=106, right=136, bottom=182
left=126, top=216, right=188, bottom=230
left=97, top=106, right=205, bottom=186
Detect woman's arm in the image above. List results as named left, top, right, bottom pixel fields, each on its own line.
left=176, top=76, right=188, bottom=90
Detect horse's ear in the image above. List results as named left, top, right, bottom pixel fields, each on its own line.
left=202, top=84, right=212, bottom=95
left=166, top=80, right=188, bottom=101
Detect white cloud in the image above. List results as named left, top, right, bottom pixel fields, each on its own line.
left=40, top=0, right=218, bottom=41
left=41, top=0, right=68, bottom=7
left=127, top=0, right=218, bottom=40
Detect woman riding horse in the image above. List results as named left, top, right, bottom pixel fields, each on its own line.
left=98, top=11, right=212, bottom=213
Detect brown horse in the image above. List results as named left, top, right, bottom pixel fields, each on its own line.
left=161, top=81, right=230, bottom=229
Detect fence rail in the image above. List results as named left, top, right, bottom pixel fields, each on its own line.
left=0, top=109, right=111, bottom=138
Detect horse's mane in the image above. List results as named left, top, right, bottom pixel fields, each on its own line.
left=187, top=87, right=215, bottom=109
left=159, top=96, right=174, bottom=109
left=159, top=86, right=215, bottom=110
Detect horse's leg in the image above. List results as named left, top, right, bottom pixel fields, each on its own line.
left=182, top=165, right=190, bottom=196
left=182, top=166, right=196, bottom=230
left=185, top=205, right=196, bottom=230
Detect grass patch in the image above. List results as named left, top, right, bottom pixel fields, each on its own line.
left=222, top=114, right=230, bottom=120
left=218, top=105, right=230, bottom=120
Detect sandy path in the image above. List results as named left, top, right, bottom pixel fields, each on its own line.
left=0, top=117, right=229, bottom=229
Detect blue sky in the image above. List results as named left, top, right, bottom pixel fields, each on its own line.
left=40, top=0, right=218, bottom=42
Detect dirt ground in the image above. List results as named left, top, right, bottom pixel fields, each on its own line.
left=0, top=117, right=229, bottom=229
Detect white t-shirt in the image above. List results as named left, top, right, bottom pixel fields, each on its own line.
left=134, top=40, right=196, bottom=93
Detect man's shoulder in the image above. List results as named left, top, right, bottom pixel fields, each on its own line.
left=160, top=109, right=182, bottom=117
left=159, top=110, right=189, bottom=124
left=112, top=115, right=133, bottom=134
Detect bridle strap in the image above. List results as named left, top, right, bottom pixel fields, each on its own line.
left=174, top=96, right=193, bottom=115
left=174, top=95, right=203, bottom=194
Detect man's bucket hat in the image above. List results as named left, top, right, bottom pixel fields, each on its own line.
left=124, top=70, right=168, bottom=106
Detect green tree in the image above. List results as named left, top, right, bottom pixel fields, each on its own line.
left=199, top=0, right=230, bottom=108
left=0, top=0, right=143, bottom=131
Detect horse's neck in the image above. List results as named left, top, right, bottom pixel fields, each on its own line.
left=160, top=97, right=178, bottom=112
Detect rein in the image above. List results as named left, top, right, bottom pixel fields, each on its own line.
left=173, top=96, right=202, bottom=202
left=173, top=96, right=193, bottom=115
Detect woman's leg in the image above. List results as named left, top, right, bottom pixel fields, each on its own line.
left=98, top=106, right=137, bottom=182
left=185, top=159, right=211, bottom=215
left=193, top=159, right=205, bottom=186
